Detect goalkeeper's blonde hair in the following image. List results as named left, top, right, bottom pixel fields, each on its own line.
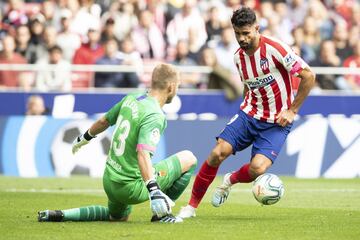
left=151, top=63, right=180, bottom=90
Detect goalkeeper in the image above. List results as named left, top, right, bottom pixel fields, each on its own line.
left=38, top=63, right=197, bottom=223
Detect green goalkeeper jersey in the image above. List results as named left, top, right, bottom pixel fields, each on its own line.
left=104, top=92, right=167, bottom=182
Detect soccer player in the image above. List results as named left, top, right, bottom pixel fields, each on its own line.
left=38, top=63, right=197, bottom=223
left=178, top=7, right=315, bottom=218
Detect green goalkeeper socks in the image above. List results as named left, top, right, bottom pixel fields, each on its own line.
left=166, top=164, right=197, bottom=201
left=62, top=205, right=109, bottom=221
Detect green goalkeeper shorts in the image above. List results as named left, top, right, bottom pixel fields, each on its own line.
left=102, top=153, right=182, bottom=219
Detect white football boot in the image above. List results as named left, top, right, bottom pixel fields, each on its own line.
left=177, top=205, right=196, bottom=219
left=211, top=173, right=232, bottom=207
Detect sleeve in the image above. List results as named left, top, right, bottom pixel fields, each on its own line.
left=137, top=113, right=165, bottom=155
left=277, top=42, right=310, bottom=77
left=105, top=99, right=124, bottom=126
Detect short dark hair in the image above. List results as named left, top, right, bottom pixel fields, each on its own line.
left=231, top=7, right=257, bottom=27
left=48, top=45, right=62, bottom=54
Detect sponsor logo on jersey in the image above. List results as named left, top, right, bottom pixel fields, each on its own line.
left=284, top=53, right=296, bottom=67
left=157, top=170, right=167, bottom=177
left=150, top=128, right=160, bottom=145
left=247, top=74, right=275, bottom=89
left=260, top=58, right=269, bottom=71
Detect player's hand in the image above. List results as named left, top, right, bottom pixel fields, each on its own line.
left=72, top=130, right=95, bottom=154
left=276, top=109, right=296, bottom=127
left=147, top=180, right=175, bottom=217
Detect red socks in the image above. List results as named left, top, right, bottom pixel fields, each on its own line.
left=189, top=161, right=219, bottom=208
left=229, top=163, right=253, bottom=184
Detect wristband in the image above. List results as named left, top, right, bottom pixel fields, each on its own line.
left=146, top=179, right=160, bottom=192
left=83, top=130, right=96, bottom=141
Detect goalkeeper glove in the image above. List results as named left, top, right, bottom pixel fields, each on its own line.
left=147, top=180, right=175, bottom=218
left=72, top=130, right=96, bottom=154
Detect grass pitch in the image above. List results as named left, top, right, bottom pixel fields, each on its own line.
left=1, top=176, right=359, bottom=240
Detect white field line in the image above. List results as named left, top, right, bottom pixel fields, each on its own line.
left=3, top=188, right=360, bottom=193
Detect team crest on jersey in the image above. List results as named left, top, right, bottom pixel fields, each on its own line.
left=150, top=128, right=160, bottom=145
left=157, top=170, right=167, bottom=177
left=260, top=58, right=269, bottom=71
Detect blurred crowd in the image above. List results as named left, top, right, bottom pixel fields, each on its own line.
left=0, top=0, right=359, bottom=96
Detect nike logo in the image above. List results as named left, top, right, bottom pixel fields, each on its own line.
left=271, top=151, right=278, bottom=156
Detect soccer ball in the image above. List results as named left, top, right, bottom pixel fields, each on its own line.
left=252, top=173, right=284, bottom=205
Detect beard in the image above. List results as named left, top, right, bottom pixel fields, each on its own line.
left=239, top=41, right=254, bottom=50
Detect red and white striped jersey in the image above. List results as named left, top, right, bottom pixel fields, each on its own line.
left=234, top=35, right=309, bottom=123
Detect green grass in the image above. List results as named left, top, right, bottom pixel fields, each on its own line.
left=1, top=176, right=360, bottom=240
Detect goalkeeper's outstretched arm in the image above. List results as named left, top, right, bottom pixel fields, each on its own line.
left=89, top=116, right=110, bottom=136
left=72, top=116, right=110, bottom=154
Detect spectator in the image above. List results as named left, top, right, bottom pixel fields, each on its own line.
left=171, top=40, right=200, bottom=88
left=69, top=0, right=101, bottom=37
left=292, top=27, right=316, bottom=63
left=36, top=25, right=58, bottom=60
left=35, top=45, right=71, bottom=91
left=205, top=6, right=225, bottom=45
left=73, top=28, right=103, bottom=64
left=56, top=9, right=81, bottom=62
left=166, top=0, right=208, bottom=53
left=302, top=15, right=321, bottom=55
left=14, top=25, right=32, bottom=60
left=26, top=95, right=49, bottom=115
left=310, top=40, right=344, bottom=90
left=94, top=38, right=139, bottom=88
left=27, top=14, right=46, bottom=63
left=41, top=0, right=58, bottom=28
left=0, top=35, right=27, bottom=88
left=72, top=28, right=104, bottom=87
left=288, top=0, right=308, bottom=28
left=132, top=10, right=165, bottom=60
left=29, top=14, right=45, bottom=46
left=332, top=22, right=353, bottom=63
left=100, top=17, right=119, bottom=45
left=147, top=0, right=167, bottom=34
left=343, top=41, right=360, bottom=90
left=117, top=37, right=143, bottom=79
left=214, top=26, right=239, bottom=74
left=200, top=47, right=241, bottom=101
left=100, top=1, right=138, bottom=41
left=306, top=0, right=333, bottom=40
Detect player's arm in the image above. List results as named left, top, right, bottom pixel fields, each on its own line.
left=72, top=116, right=110, bottom=154
left=138, top=148, right=174, bottom=218
left=276, top=42, right=316, bottom=127
left=137, top=149, right=154, bottom=182
left=289, top=67, right=315, bottom=115
left=72, top=99, right=124, bottom=154
left=137, top=115, right=174, bottom=217
left=277, top=66, right=315, bottom=127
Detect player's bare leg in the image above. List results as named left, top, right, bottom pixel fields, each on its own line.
left=212, top=154, right=272, bottom=207
left=178, top=139, right=232, bottom=218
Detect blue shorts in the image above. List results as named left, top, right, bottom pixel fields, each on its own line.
left=217, top=110, right=292, bottom=162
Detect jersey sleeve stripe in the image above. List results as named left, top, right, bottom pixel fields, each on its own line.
left=263, top=36, right=288, bottom=57
left=136, top=144, right=156, bottom=153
